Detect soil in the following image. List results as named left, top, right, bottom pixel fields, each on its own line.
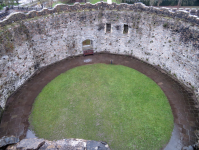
left=0, top=53, right=198, bottom=149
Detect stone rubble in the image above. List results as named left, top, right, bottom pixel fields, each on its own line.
left=16, top=138, right=45, bottom=149
left=4, top=137, right=110, bottom=150
left=0, top=136, right=19, bottom=148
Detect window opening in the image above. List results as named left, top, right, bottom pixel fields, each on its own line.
left=106, top=23, right=111, bottom=33
left=123, top=24, right=128, bottom=34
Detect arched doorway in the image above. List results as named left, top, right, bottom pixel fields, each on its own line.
left=82, top=39, right=94, bottom=56
left=82, top=39, right=93, bottom=50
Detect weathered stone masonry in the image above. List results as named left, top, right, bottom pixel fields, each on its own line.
left=0, top=2, right=199, bottom=110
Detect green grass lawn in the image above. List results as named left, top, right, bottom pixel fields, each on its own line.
left=29, top=64, right=173, bottom=150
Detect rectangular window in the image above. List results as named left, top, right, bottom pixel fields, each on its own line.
left=123, top=24, right=128, bottom=34
left=106, top=23, right=111, bottom=33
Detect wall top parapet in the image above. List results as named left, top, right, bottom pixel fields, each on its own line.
left=0, top=2, right=199, bottom=27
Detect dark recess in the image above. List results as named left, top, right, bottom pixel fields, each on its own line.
left=123, top=24, right=128, bottom=34
left=115, top=25, right=120, bottom=30
left=34, top=63, right=40, bottom=70
left=106, top=23, right=111, bottom=33
left=98, top=23, right=104, bottom=31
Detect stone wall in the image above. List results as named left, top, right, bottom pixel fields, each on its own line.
left=0, top=2, right=199, bottom=109
left=1, top=3, right=199, bottom=27
left=0, top=6, right=43, bottom=20
left=1, top=136, right=110, bottom=150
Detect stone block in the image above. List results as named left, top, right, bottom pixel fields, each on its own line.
left=86, top=141, right=110, bottom=150
left=0, top=136, right=19, bottom=148
left=17, top=138, right=45, bottom=150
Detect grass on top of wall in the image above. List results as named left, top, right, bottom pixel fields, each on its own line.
left=29, top=64, right=174, bottom=150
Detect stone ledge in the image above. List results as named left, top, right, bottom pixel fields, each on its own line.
left=0, top=136, right=19, bottom=148
left=1, top=2, right=199, bottom=27
left=4, top=137, right=110, bottom=150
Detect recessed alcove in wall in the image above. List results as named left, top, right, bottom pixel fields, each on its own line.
left=123, top=24, right=128, bottom=34
left=82, top=39, right=93, bottom=51
left=106, top=23, right=111, bottom=33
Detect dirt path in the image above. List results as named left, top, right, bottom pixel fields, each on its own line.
left=0, top=53, right=198, bottom=149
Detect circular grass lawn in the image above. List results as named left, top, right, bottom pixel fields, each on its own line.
left=29, top=63, right=174, bottom=150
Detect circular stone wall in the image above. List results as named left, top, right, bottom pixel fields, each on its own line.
left=0, top=3, right=199, bottom=109
left=0, top=2, right=199, bottom=149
